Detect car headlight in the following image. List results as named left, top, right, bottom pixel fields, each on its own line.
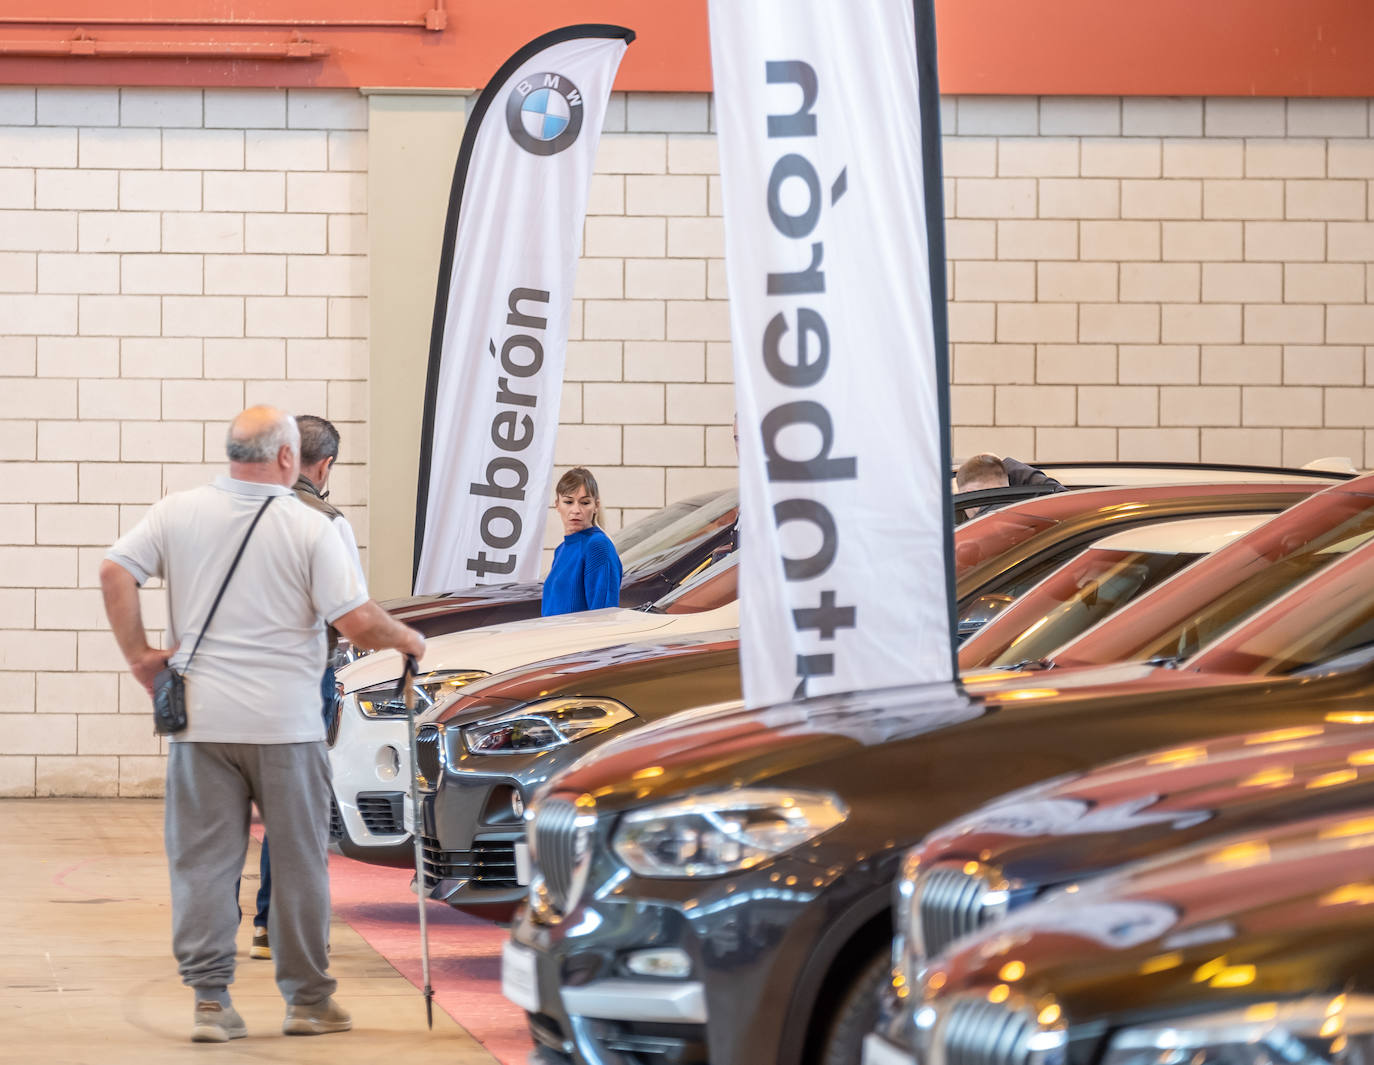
left=1103, top=996, right=1374, bottom=1065
left=461, top=697, right=635, bottom=754
left=353, top=669, right=489, bottom=719
left=612, top=788, right=847, bottom=878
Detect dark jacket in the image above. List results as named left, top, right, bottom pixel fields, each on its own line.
left=1002, top=456, right=1065, bottom=491
left=293, top=474, right=346, bottom=651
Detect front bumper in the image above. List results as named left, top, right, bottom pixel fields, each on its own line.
left=327, top=696, right=417, bottom=864
left=421, top=738, right=600, bottom=920
left=420, top=781, right=531, bottom=920
left=506, top=853, right=841, bottom=1065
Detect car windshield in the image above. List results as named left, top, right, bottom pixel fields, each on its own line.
left=616, top=489, right=738, bottom=577
left=611, top=491, right=716, bottom=557
left=1189, top=540, right=1374, bottom=676
left=1053, top=492, right=1374, bottom=667
left=953, top=509, right=1058, bottom=580
left=965, top=547, right=1203, bottom=669
left=648, top=554, right=739, bottom=615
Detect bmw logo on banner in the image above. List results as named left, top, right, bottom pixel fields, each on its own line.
left=506, top=73, right=585, bottom=155
left=414, top=26, right=634, bottom=596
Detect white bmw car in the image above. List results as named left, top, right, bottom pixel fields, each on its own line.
left=327, top=554, right=740, bottom=866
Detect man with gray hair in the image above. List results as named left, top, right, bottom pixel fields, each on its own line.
left=100, top=405, right=425, bottom=1043
left=249, top=413, right=362, bottom=962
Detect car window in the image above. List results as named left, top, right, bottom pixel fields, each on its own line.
left=970, top=548, right=1201, bottom=669
left=952, top=484, right=1073, bottom=525
left=955, top=546, right=1080, bottom=638
left=1197, top=599, right=1374, bottom=677
left=618, top=489, right=739, bottom=577
left=1056, top=495, right=1374, bottom=668
left=1189, top=542, right=1374, bottom=677
left=954, top=510, right=1059, bottom=580
left=649, top=554, right=740, bottom=615
left=611, top=493, right=716, bottom=557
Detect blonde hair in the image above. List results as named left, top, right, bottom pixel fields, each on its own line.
left=555, top=467, right=602, bottom=526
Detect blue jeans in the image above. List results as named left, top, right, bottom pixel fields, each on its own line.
left=253, top=666, right=337, bottom=928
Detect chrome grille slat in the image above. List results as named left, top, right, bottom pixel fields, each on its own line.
left=944, top=998, right=1036, bottom=1065
left=536, top=797, right=579, bottom=908
left=414, top=724, right=442, bottom=791
left=919, top=863, right=994, bottom=959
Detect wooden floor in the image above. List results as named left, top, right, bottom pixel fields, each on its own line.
left=2, top=798, right=500, bottom=1064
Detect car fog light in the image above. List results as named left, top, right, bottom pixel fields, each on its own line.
left=511, top=789, right=525, bottom=819
left=624, top=948, right=692, bottom=979
left=376, top=745, right=400, bottom=781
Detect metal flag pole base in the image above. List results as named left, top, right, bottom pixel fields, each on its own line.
left=400, top=652, right=435, bottom=1029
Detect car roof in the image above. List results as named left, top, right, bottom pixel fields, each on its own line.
left=1021, top=460, right=1353, bottom=485
left=1090, top=513, right=1269, bottom=554
left=982, top=479, right=1324, bottom=524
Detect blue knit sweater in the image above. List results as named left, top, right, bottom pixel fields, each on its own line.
left=541, top=526, right=623, bottom=617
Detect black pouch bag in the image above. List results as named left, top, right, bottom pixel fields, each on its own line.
left=152, top=496, right=275, bottom=736
left=152, top=667, right=188, bottom=736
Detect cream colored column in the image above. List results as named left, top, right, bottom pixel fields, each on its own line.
left=364, top=89, right=471, bottom=600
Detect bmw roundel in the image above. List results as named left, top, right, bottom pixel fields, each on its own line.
left=506, top=72, right=585, bottom=156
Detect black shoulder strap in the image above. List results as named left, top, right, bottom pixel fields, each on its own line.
left=182, top=495, right=276, bottom=674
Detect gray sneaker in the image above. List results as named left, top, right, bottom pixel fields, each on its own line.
left=282, top=996, right=352, bottom=1036
left=191, top=1001, right=247, bottom=1043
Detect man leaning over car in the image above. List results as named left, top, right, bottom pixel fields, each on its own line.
left=99, top=405, right=425, bottom=1044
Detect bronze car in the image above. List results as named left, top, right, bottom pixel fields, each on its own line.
left=868, top=806, right=1374, bottom=1065
left=506, top=532, right=1374, bottom=1065
left=418, top=480, right=1321, bottom=919
left=962, top=471, right=1374, bottom=670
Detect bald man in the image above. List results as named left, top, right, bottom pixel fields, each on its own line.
left=101, top=406, right=424, bottom=1044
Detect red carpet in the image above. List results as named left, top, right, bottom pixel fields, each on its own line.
left=328, top=854, right=533, bottom=1064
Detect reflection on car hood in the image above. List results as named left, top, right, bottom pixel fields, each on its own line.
left=917, top=719, right=1374, bottom=885
left=428, top=631, right=744, bottom=726
left=558, top=680, right=982, bottom=803
left=554, top=658, right=1274, bottom=812
left=969, top=659, right=1246, bottom=705
left=336, top=605, right=739, bottom=695
left=931, top=809, right=1374, bottom=1022
left=380, top=580, right=545, bottom=618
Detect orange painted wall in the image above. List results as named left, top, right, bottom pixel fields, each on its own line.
left=0, top=0, right=1371, bottom=96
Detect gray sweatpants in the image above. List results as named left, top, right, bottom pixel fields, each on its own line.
left=164, top=741, right=336, bottom=1006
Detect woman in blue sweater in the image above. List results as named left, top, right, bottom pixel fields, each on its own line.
left=541, top=467, right=623, bottom=616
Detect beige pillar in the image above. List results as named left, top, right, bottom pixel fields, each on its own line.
left=363, top=89, right=472, bottom=600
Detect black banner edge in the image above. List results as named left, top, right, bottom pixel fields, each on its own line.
left=912, top=0, right=963, bottom=687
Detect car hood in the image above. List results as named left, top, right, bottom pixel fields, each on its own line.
left=337, top=604, right=738, bottom=695
left=929, top=809, right=1374, bottom=1023
left=969, top=658, right=1249, bottom=704
left=380, top=580, right=545, bottom=619
left=552, top=680, right=985, bottom=807
left=550, top=660, right=1271, bottom=812
left=426, top=630, right=745, bottom=727
left=916, top=719, right=1374, bottom=887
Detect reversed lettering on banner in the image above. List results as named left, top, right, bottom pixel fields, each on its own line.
left=759, top=61, right=857, bottom=695
left=709, top=0, right=957, bottom=707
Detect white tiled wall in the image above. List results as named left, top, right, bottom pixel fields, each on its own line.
left=0, top=87, right=368, bottom=797
left=936, top=95, right=1374, bottom=467
left=2, top=88, right=1372, bottom=795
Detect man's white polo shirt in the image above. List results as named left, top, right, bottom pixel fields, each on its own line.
left=107, top=476, right=368, bottom=744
